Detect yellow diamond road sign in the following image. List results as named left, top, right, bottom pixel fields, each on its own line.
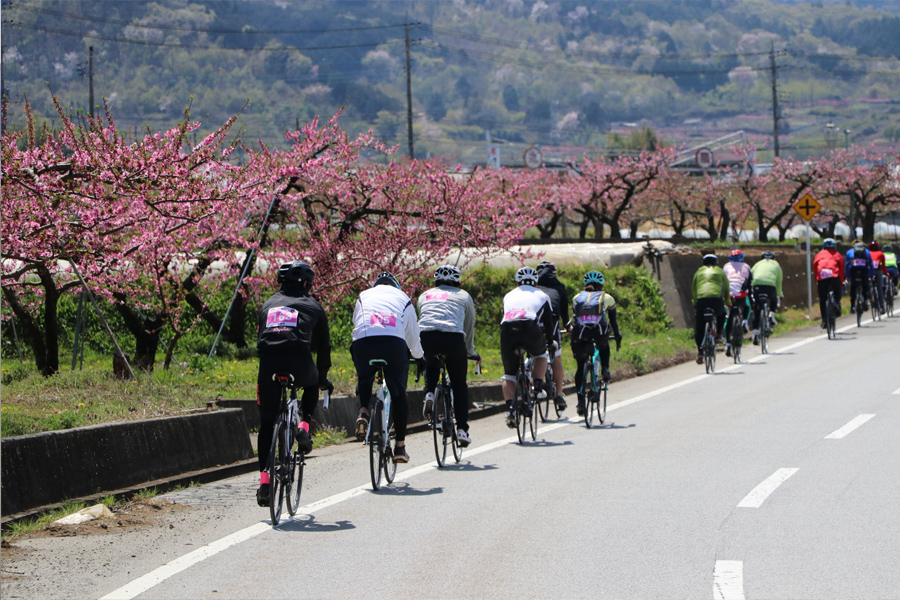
left=793, top=193, right=821, bottom=221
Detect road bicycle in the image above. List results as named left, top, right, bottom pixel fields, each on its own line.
left=511, top=345, right=538, bottom=444
left=851, top=276, right=865, bottom=327
left=886, top=277, right=895, bottom=317
left=363, top=359, right=396, bottom=491
left=726, top=297, right=746, bottom=364
left=700, top=308, right=717, bottom=374
left=825, top=289, right=838, bottom=340
left=756, top=293, right=771, bottom=354
left=871, top=275, right=882, bottom=322
left=266, top=372, right=305, bottom=526
left=428, top=353, right=461, bottom=467
left=579, top=345, right=607, bottom=427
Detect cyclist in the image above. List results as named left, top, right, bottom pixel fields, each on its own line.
left=536, top=260, right=569, bottom=413
left=570, top=271, right=622, bottom=417
left=750, top=251, right=783, bottom=346
left=883, top=244, right=899, bottom=294
left=813, top=238, right=845, bottom=327
left=868, top=241, right=889, bottom=315
left=500, top=267, right=555, bottom=428
left=691, top=254, right=728, bottom=364
left=351, top=272, right=424, bottom=464
left=845, top=240, right=873, bottom=313
left=722, top=249, right=752, bottom=358
left=255, top=261, right=332, bottom=507
left=417, top=265, right=481, bottom=448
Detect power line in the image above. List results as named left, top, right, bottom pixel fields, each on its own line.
left=5, top=20, right=406, bottom=52
left=8, top=4, right=407, bottom=35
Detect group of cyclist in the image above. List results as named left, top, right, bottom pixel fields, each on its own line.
left=253, top=259, right=622, bottom=506
left=690, top=239, right=898, bottom=365
left=691, top=249, right=783, bottom=362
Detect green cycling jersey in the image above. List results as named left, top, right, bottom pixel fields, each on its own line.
left=750, top=259, right=783, bottom=297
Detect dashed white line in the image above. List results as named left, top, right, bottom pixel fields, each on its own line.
left=713, top=560, right=745, bottom=600
left=892, top=386, right=900, bottom=396
left=825, top=414, right=875, bottom=439
left=737, top=468, right=799, bottom=508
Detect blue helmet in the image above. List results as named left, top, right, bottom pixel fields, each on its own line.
left=583, top=270, right=605, bottom=286
left=823, top=238, right=836, bottom=249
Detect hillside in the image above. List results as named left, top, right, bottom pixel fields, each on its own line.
left=3, top=0, right=900, bottom=163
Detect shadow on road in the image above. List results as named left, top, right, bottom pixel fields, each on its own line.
left=369, top=482, right=443, bottom=497
left=440, top=462, right=499, bottom=472
left=277, top=515, right=356, bottom=533
left=589, top=421, right=635, bottom=430
left=526, top=439, right=574, bottom=448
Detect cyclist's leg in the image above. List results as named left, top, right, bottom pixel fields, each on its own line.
left=571, top=338, right=590, bottom=412
left=874, top=271, right=885, bottom=310
left=350, top=338, right=380, bottom=437
left=523, top=322, right=549, bottom=397
left=596, top=333, right=611, bottom=381
left=440, top=333, right=471, bottom=432
left=549, top=320, right=565, bottom=401
left=714, top=299, right=727, bottom=341
left=693, top=302, right=706, bottom=360
left=419, top=330, right=443, bottom=418
left=380, top=337, right=411, bottom=444
left=255, top=356, right=283, bottom=504
left=862, top=276, right=871, bottom=309
left=295, top=386, right=317, bottom=452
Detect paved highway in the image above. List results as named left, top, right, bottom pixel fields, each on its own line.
left=4, top=314, right=898, bottom=599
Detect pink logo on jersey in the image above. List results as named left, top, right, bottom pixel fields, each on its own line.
left=370, top=312, right=398, bottom=327
left=425, top=292, right=449, bottom=301
left=852, top=258, right=867, bottom=267
left=580, top=314, right=600, bottom=324
left=504, top=309, right=527, bottom=320
left=266, top=306, right=298, bottom=328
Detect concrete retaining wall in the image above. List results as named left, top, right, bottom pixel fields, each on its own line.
left=0, top=409, right=254, bottom=517
left=646, top=249, right=815, bottom=329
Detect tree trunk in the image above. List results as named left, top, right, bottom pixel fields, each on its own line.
left=112, top=294, right=161, bottom=371
left=718, top=200, right=731, bottom=241
left=536, top=211, right=562, bottom=238
left=860, top=201, right=877, bottom=242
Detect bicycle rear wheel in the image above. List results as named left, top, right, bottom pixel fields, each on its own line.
left=826, top=297, right=836, bottom=339
left=267, top=419, right=287, bottom=525
left=583, top=362, right=595, bottom=428
left=731, top=312, right=743, bottom=364
left=887, top=286, right=895, bottom=317
left=432, top=387, right=447, bottom=468
left=538, top=366, right=554, bottom=421
left=856, top=289, right=863, bottom=327
left=447, top=394, right=462, bottom=463
left=383, top=410, right=397, bottom=483
left=760, top=304, right=769, bottom=354
left=871, top=286, right=879, bottom=321
left=529, top=392, right=538, bottom=441
left=703, top=322, right=715, bottom=373
left=368, top=403, right=384, bottom=491
left=515, top=373, right=528, bottom=444
left=598, top=381, right=607, bottom=424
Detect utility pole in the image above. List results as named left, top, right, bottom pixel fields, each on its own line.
left=770, top=43, right=780, bottom=158
left=89, top=46, right=95, bottom=121
left=404, top=19, right=414, bottom=159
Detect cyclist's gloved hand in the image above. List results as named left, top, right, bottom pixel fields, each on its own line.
left=415, top=356, right=426, bottom=372
left=319, top=378, right=334, bottom=394
left=615, top=334, right=623, bottom=352
left=548, top=341, right=559, bottom=354
left=469, top=352, right=481, bottom=363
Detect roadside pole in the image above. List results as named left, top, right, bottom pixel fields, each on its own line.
left=792, top=193, right=821, bottom=318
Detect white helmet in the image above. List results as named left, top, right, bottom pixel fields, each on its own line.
left=434, top=265, right=461, bottom=285
left=515, top=266, right=538, bottom=286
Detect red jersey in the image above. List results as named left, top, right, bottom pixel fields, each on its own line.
left=813, top=249, right=844, bottom=282
left=869, top=250, right=889, bottom=274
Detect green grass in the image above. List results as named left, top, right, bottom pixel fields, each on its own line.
left=2, top=500, right=91, bottom=541
left=312, top=424, right=348, bottom=448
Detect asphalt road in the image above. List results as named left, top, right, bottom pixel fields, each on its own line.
left=3, top=313, right=898, bottom=600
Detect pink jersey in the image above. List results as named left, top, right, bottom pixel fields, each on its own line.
left=723, top=262, right=751, bottom=297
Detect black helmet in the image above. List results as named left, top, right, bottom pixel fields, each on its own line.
left=702, top=254, right=718, bottom=266
left=373, top=271, right=401, bottom=289
left=536, top=260, right=557, bottom=275
left=761, top=251, right=776, bottom=260
left=278, top=261, right=314, bottom=285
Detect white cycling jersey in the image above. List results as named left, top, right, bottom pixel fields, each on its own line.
left=501, top=285, right=552, bottom=324
left=351, top=285, right=424, bottom=359
left=417, top=285, right=476, bottom=356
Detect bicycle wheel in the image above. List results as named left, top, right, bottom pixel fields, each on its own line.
left=760, top=303, right=769, bottom=354
left=583, top=362, right=595, bottom=428
left=368, top=403, right=383, bottom=491
left=287, top=448, right=304, bottom=516
left=537, top=366, right=552, bottom=422
left=267, top=418, right=287, bottom=525
left=432, top=387, right=447, bottom=468
left=703, top=322, right=714, bottom=374
left=598, top=381, right=607, bottom=424
left=826, top=297, right=836, bottom=339
left=383, top=410, right=397, bottom=484
left=871, top=286, right=879, bottom=321
left=515, top=373, right=528, bottom=444
left=887, top=286, right=895, bottom=317
left=856, top=289, right=863, bottom=327
left=448, top=394, right=462, bottom=463
left=529, top=390, right=538, bottom=441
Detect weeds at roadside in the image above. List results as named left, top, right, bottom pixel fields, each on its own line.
left=313, top=424, right=347, bottom=449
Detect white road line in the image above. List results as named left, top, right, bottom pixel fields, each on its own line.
left=101, top=324, right=855, bottom=600
left=892, top=386, right=900, bottom=396
left=737, top=468, right=799, bottom=508
left=713, top=560, right=745, bottom=600
left=825, top=414, right=875, bottom=439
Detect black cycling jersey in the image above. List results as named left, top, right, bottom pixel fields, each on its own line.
left=257, top=285, right=331, bottom=383
left=537, top=271, right=569, bottom=325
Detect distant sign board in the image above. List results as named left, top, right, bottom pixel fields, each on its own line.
left=695, top=147, right=714, bottom=169
left=488, top=144, right=500, bottom=169
left=524, top=146, right=543, bottom=169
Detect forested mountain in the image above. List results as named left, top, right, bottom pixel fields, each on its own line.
left=3, top=0, right=900, bottom=164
